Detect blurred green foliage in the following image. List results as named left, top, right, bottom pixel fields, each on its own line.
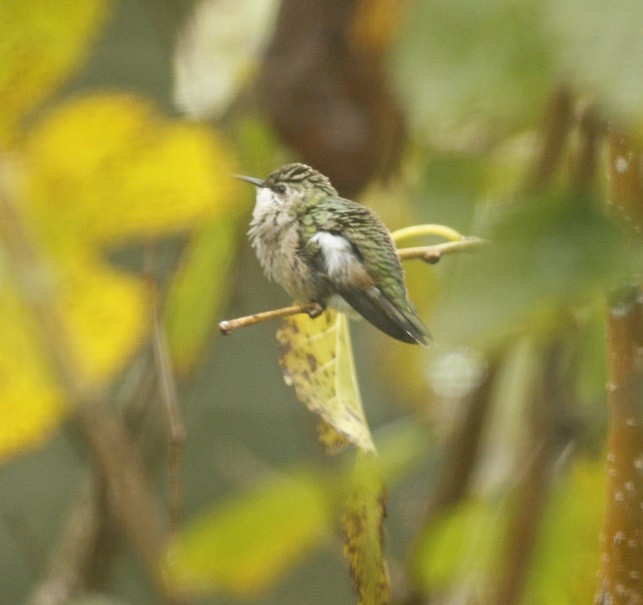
left=435, top=189, right=638, bottom=349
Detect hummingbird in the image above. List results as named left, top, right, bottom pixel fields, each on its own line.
left=236, top=163, right=431, bottom=345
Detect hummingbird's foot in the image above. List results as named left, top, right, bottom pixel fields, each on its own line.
left=307, top=302, right=326, bottom=318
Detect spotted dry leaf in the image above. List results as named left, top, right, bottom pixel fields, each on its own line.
left=277, top=310, right=375, bottom=453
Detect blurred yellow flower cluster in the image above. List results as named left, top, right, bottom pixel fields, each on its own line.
left=0, top=1, right=239, bottom=460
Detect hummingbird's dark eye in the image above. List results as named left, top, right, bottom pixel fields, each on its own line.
left=274, top=184, right=287, bottom=195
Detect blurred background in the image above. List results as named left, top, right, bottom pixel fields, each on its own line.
left=0, top=1, right=641, bottom=604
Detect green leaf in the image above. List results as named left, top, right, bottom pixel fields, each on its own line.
left=524, top=460, right=605, bottom=605
left=393, top=0, right=553, bottom=138
left=342, top=453, right=391, bottom=605
left=165, top=470, right=331, bottom=598
left=164, top=216, right=241, bottom=374
left=546, top=0, right=643, bottom=124
left=277, top=310, right=376, bottom=453
left=413, top=153, right=488, bottom=231
left=165, top=421, right=429, bottom=601
left=414, top=497, right=508, bottom=596
left=434, top=189, right=639, bottom=349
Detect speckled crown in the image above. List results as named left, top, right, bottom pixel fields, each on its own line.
left=263, top=163, right=338, bottom=195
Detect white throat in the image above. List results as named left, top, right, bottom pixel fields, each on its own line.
left=255, top=186, right=276, bottom=210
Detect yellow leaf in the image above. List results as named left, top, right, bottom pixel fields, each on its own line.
left=23, top=94, right=238, bottom=247
left=166, top=471, right=331, bottom=598
left=0, top=0, right=108, bottom=147
left=0, top=93, right=239, bottom=460
left=277, top=310, right=376, bottom=453
left=0, top=282, right=64, bottom=461
left=342, top=453, right=391, bottom=605
left=0, top=241, right=145, bottom=460
left=57, top=253, right=148, bottom=383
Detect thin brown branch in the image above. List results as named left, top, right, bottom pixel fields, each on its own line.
left=396, top=236, right=487, bottom=263
left=219, top=302, right=323, bottom=334
left=219, top=238, right=487, bottom=335
left=145, top=245, right=186, bottom=539
left=152, top=304, right=185, bottom=537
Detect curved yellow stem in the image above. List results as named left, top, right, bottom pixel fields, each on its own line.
left=391, top=224, right=464, bottom=244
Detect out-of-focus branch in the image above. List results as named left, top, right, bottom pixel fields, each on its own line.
left=28, top=354, right=168, bottom=605
left=0, top=162, right=167, bottom=595
left=607, top=130, right=643, bottom=232
left=73, top=403, right=166, bottom=582
left=398, top=358, right=500, bottom=605
left=495, top=339, right=575, bottom=604
left=501, top=105, right=602, bottom=602
left=596, top=288, right=642, bottom=604
left=28, top=483, right=102, bottom=605
left=595, top=131, right=643, bottom=604
left=151, top=290, right=185, bottom=538
left=524, top=86, right=574, bottom=193
left=426, top=359, right=498, bottom=513
left=145, top=245, right=186, bottom=539
left=571, top=105, right=605, bottom=191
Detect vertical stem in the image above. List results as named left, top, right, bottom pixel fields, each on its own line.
left=597, top=289, right=643, bottom=604
left=571, top=105, right=604, bottom=191
left=607, top=130, right=643, bottom=232
left=399, top=360, right=498, bottom=605
left=524, top=86, right=574, bottom=193
left=495, top=339, right=573, bottom=604
left=152, top=293, right=186, bottom=536
left=144, top=245, right=185, bottom=538
left=429, top=361, right=498, bottom=512
left=596, top=130, right=643, bottom=603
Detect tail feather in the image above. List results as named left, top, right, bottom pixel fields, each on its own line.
left=338, top=286, right=431, bottom=346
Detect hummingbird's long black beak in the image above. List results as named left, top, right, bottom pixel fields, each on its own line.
left=233, top=174, right=264, bottom=187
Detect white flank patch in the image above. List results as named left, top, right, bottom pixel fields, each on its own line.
left=310, top=231, right=354, bottom=280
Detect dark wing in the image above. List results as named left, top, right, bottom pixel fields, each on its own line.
left=306, top=197, right=431, bottom=345
left=339, top=283, right=429, bottom=345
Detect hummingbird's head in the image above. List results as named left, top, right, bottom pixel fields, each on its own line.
left=235, top=163, right=337, bottom=209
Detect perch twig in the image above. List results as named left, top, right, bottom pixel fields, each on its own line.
left=219, top=237, right=487, bottom=335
